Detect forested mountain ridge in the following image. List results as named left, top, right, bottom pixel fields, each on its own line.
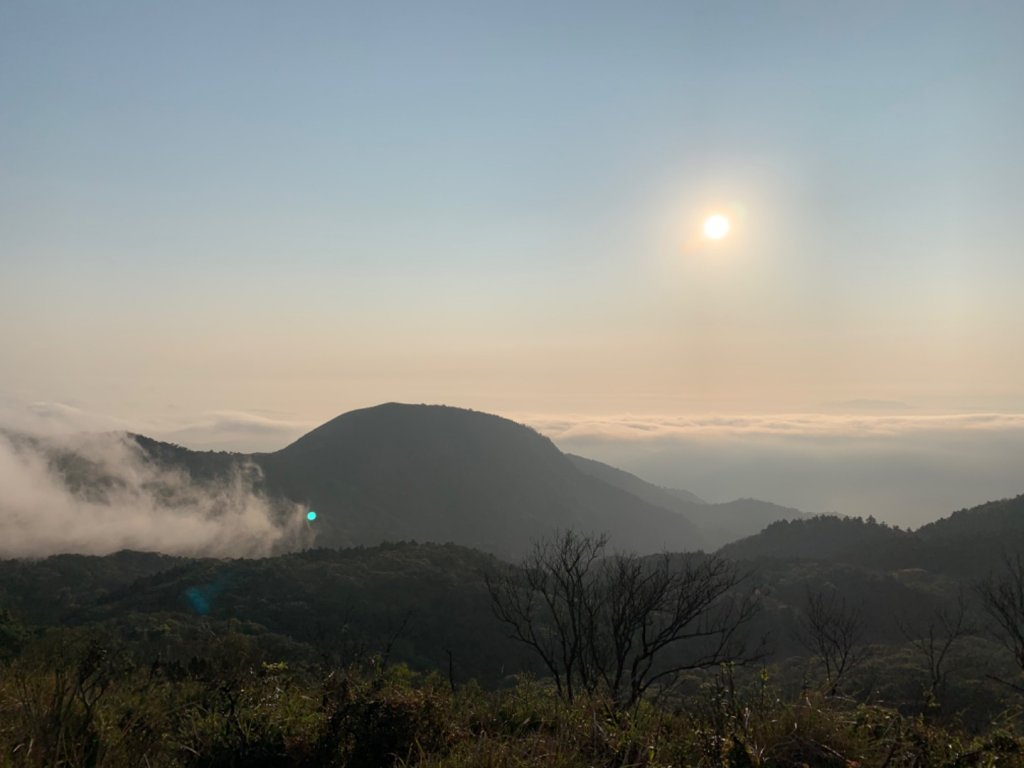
left=719, top=493, right=1024, bottom=577
left=0, top=549, right=185, bottom=625
left=917, top=493, right=1024, bottom=540
left=0, top=522, right=1018, bottom=720
left=0, top=543, right=532, bottom=685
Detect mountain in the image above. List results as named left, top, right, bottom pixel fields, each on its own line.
left=718, top=493, right=1024, bottom=577
left=251, top=403, right=701, bottom=557
left=718, top=515, right=915, bottom=565
left=565, top=454, right=702, bottom=512
left=566, top=453, right=804, bottom=550
left=662, top=486, right=707, bottom=506
left=917, top=494, right=1024, bottom=541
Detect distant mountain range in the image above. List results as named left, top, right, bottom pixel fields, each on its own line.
left=127, top=403, right=804, bottom=557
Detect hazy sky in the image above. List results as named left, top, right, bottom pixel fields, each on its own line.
left=2, top=3, right=1023, bottom=523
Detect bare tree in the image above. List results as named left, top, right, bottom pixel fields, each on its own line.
left=977, top=553, right=1024, bottom=693
left=793, top=588, right=864, bottom=695
left=487, top=530, right=760, bottom=707
left=898, top=588, right=973, bottom=710
left=486, top=530, right=606, bottom=702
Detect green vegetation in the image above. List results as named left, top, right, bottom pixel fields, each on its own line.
left=3, top=636, right=1024, bottom=767
left=4, top=489, right=1024, bottom=765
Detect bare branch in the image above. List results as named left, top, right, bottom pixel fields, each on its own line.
left=488, top=531, right=760, bottom=708
left=977, top=553, right=1024, bottom=691
left=793, top=588, right=865, bottom=696
left=898, top=587, right=973, bottom=709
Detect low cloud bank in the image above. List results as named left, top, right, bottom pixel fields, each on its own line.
left=532, top=412, right=1024, bottom=530
left=0, top=398, right=312, bottom=453
left=530, top=412, right=1024, bottom=442
left=157, top=411, right=314, bottom=452
left=0, top=430, right=310, bottom=559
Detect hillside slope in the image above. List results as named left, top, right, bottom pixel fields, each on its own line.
left=567, top=454, right=803, bottom=550
left=0, top=543, right=534, bottom=684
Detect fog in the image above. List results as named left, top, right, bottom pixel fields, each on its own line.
left=0, top=429, right=310, bottom=559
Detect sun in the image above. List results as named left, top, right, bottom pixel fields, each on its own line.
left=703, top=214, right=730, bottom=240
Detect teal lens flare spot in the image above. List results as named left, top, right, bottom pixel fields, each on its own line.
left=307, top=511, right=317, bottom=522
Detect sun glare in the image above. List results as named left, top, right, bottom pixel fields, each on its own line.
left=703, top=214, right=730, bottom=240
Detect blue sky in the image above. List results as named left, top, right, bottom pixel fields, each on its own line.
left=2, top=1, right=1023, bottom=434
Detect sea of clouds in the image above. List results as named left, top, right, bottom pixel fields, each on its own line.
left=533, top=412, right=1024, bottom=529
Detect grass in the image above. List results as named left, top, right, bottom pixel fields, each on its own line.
left=2, top=653, right=1024, bottom=767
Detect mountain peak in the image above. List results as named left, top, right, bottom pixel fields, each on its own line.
left=279, top=403, right=547, bottom=456
left=255, top=403, right=701, bottom=557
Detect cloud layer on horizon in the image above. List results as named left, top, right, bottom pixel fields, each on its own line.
left=527, top=411, right=1024, bottom=442
left=0, top=398, right=313, bottom=453
left=531, top=411, right=1024, bottom=529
